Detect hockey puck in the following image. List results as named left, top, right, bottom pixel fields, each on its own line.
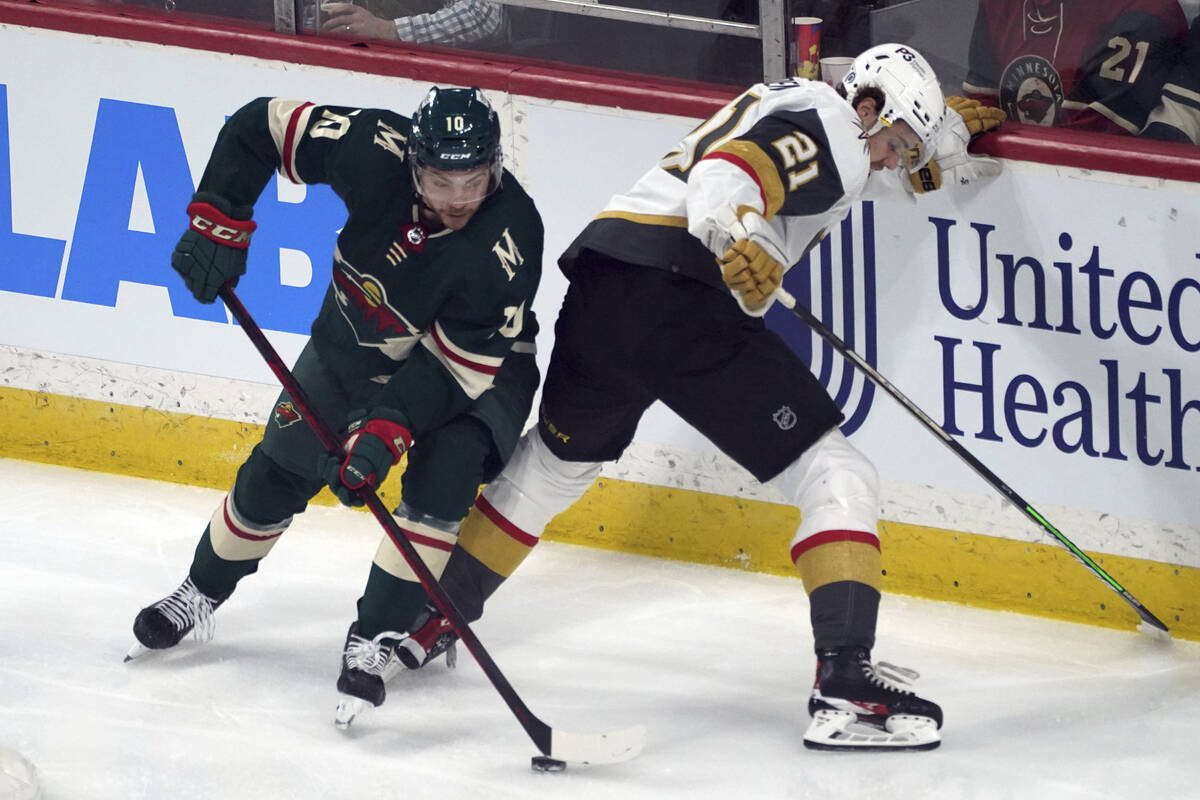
left=530, top=755, right=567, bottom=773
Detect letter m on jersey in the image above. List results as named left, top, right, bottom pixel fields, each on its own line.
left=492, top=228, right=523, bottom=280
left=765, top=202, right=878, bottom=436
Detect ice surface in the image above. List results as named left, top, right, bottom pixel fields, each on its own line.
left=0, top=459, right=1196, bottom=800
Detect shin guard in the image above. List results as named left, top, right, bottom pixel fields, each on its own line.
left=190, top=492, right=293, bottom=597
left=358, top=505, right=460, bottom=639
left=771, top=429, right=883, bottom=650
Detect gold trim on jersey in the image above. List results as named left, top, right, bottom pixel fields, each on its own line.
left=708, top=140, right=786, bottom=219
left=595, top=210, right=689, bottom=227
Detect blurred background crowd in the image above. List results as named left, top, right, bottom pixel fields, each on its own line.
left=76, top=0, right=1200, bottom=146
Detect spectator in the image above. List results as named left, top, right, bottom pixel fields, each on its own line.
left=1143, top=14, right=1200, bottom=143
left=320, top=0, right=504, bottom=45
left=963, top=0, right=1192, bottom=139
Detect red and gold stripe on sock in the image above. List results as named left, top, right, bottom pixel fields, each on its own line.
left=791, top=529, right=882, bottom=593
left=457, top=494, right=539, bottom=578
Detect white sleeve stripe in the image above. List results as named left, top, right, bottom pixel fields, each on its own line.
left=266, top=100, right=315, bottom=184
left=1161, top=82, right=1200, bottom=108
left=1087, top=100, right=1140, bottom=135
left=420, top=321, right=504, bottom=400
left=960, top=82, right=998, bottom=97
left=431, top=321, right=504, bottom=374
left=420, top=338, right=495, bottom=399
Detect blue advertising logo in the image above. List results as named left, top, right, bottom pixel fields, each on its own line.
left=0, top=84, right=66, bottom=297
left=0, top=86, right=342, bottom=334
left=766, top=202, right=878, bottom=436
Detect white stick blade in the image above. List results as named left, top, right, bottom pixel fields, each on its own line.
left=1137, top=620, right=1173, bottom=643
left=549, top=724, right=647, bottom=765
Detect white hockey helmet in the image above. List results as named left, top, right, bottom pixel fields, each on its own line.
left=841, top=43, right=946, bottom=164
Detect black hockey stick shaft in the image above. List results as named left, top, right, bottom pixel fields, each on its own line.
left=775, top=288, right=1169, bottom=634
left=218, top=284, right=555, bottom=754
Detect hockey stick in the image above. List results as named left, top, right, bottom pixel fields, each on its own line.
left=218, top=284, right=646, bottom=765
left=774, top=287, right=1170, bottom=638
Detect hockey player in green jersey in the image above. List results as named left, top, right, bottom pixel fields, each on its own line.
left=127, top=86, right=544, bottom=729
left=391, top=44, right=999, bottom=752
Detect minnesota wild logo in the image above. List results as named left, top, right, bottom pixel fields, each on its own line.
left=273, top=400, right=302, bottom=429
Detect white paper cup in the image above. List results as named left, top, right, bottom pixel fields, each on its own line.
left=819, top=56, right=855, bottom=85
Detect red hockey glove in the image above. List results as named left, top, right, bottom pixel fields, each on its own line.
left=321, top=410, right=413, bottom=507
left=171, top=192, right=257, bottom=303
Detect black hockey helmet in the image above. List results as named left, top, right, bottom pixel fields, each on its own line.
left=409, top=86, right=502, bottom=172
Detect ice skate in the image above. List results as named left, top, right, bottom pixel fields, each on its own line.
left=334, top=622, right=405, bottom=730
left=125, top=577, right=232, bottom=661
left=803, top=646, right=942, bottom=751
left=395, top=604, right=458, bottom=671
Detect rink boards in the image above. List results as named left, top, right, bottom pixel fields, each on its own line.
left=0, top=17, right=1195, bottom=638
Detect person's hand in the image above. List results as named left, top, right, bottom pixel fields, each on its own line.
left=721, top=239, right=783, bottom=312
left=320, top=409, right=412, bottom=507
left=171, top=192, right=256, bottom=304
left=907, top=105, right=1004, bottom=194
left=717, top=208, right=788, bottom=315
left=945, top=96, right=1006, bottom=138
left=320, top=3, right=399, bottom=39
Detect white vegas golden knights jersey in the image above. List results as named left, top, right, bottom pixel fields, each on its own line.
left=560, top=77, right=872, bottom=288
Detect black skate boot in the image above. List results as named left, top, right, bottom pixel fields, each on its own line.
left=396, top=604, right=458, bottom=670
left=126, top=577, right=232, bottom=661
left=804, top=646, right=942, bottom=751
left=334, top=622, right=405, bottom=730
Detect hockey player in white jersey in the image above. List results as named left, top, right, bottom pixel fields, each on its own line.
left=394, top=44, right=994, bottom=751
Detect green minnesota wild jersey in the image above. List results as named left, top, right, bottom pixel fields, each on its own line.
left=195, top=97, right=543, bottom=438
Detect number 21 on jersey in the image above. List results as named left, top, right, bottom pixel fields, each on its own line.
left=659, top=88, right=820, bottom=192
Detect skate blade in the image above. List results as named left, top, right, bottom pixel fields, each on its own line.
left=380, top=654, right=406, bottom=684
left=334, top=696, right=372, bottom=731
left=803, top=709, right=941, bottom=752
left=124, top=642, right=151, bottom=662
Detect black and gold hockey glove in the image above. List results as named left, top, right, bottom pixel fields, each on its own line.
left=720, top=239, right=783, bottom=311
left=715, top=207, right=788, bottom=315
left=945, top=96, right=1007, bottom=137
